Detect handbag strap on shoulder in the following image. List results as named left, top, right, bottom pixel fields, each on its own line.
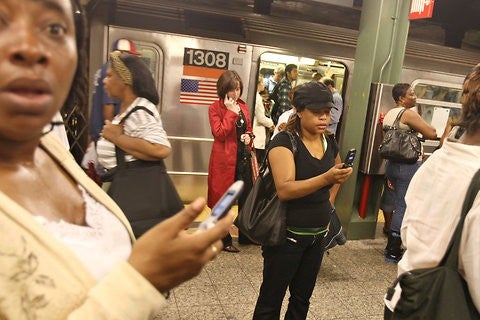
left=115, top=106, right=156, bottom=167
left=442, top=168, right=480, bottom=269
left=391, top=108, right=406, bottom=129
left=259, top=130, right=298, bottom=175
left=119, top=106, right=155, bottom=124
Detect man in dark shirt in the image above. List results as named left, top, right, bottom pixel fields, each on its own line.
left=270, top=64, right=298, bottom=124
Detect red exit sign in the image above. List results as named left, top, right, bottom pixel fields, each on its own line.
left=409, top=0, right=435, bottom=20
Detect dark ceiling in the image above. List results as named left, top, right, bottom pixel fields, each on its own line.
left=177, top=0, right=480, bottom=51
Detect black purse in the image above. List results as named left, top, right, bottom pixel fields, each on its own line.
left=384, top=169, right=480, bottom=320
left=378, top=109, right=421, bottom=164
left=234, top=131, right=297, bottom=246
left=106, top=106, right=184, bottom=238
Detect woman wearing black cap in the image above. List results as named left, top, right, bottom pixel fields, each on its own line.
left=253, top=81, right=353, bottom=319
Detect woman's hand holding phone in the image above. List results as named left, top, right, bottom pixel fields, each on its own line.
left=224, top=95, right=240, bottom=114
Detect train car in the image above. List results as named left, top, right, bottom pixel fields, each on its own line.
left=87, top=0, right=480, bottom=202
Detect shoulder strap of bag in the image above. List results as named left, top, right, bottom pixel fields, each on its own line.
left=119, top=106, right=155, bottom=124
left=391, top=108, right=406, bottom=129
left=115, top=106, right=156, bottom=167
left=442, top=168, right=480, bottom=269
left=259, top=130, right=298, bottom=175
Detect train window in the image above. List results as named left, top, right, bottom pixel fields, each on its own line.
left=412, top=80, right=462, bottom=141
left=129, top=41, right=164, bottom=109
left=414, top=83, right=462, bottom=103
left=258, top=53, right=347, bottom=93
left=130, top=42, right=162, bottom=84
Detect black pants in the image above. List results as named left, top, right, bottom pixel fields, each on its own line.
left=253, top=231, right=325, bottom=319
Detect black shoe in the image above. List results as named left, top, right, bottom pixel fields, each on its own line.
left=384, top=231, right=403, bottom=263
left=223, top=245, right=240, bottom=253
left=384, top=248, right=404, bottom=263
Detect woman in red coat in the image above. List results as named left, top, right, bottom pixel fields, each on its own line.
left=208, top=70, right=254, bottom=252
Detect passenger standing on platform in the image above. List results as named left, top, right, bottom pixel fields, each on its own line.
left=253, top=82, right=352, bottom=319
left=0, top=0, right=232, bottom=318
left=385, top=63, right=480, bottom=315
left=82, top=38, right=141, bottom=174
left=253, top=74, right=275, bottom=165
left=270, top=64, right=298, bottom=125
left=89, top=38, right=141, bottom=144
left=96, top=52, right=183, bottom=237
left=208, top=70, right=254, bottom=252
left=321, top=77, right=343, bottom=138
left=264, top=65, right=284, bottom=93
left=382, top=83, right=437, bottom=263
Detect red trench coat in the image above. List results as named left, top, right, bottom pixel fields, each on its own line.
left=207, top=98, right=252, bottom=208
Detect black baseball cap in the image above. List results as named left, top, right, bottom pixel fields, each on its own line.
left=292, top=81, right=334, bottom=110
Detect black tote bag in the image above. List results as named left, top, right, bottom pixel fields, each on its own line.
left=107, top=106, right=184, bottom=238
left=378, top=109, right=421, bottom=164
left=234, top=131, right=297, bottom=246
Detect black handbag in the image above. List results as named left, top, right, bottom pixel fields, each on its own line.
left=234, top=131, right=297, bottom=246
left=378, top=109, right=421, bottom=164
left=106, top=106, right=184, bottom=238
left=384, top=169, right=480, bottom=320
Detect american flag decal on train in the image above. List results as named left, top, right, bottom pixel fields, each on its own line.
left=180, top=78, right=218, bottom=106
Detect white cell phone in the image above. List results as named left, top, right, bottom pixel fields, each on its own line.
left=342, top=148, right=356, bottom=168
left=197, top=180, right=244, bottom=231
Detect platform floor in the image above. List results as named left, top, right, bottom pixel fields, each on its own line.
left=157, top=222, right=397, bottom=319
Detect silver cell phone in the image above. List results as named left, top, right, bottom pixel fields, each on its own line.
left=197, top=180, right=244, bottom=231
left=342, top=148, right=356, bottom=168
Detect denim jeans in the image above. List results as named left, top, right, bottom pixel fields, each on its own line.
left=253, top=231, right=325, bottom=320
left=385, top=160, right=420, bottom=233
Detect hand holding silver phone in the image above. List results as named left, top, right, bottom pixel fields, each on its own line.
left=197, top=180, right=244, bottom=231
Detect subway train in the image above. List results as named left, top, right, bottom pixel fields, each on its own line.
left=86, top=0, right=480, bottom=202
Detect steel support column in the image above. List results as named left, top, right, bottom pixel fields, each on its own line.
left=335, top=0, right=412, bottom=239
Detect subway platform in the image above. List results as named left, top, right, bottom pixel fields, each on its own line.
left=157, top=220, right=397, bottom=319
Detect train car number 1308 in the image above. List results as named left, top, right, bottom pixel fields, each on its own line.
left=183, top=48, right=229, bottom=70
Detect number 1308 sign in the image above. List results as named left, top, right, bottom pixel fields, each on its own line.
left=183, top=48, right=229, bottom=70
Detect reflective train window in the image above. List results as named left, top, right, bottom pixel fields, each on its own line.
left=412, top=80, right=462, bottom=137
left=130, top=42, right=163, bottom=99
left=258, top=52, right=347, bottom=94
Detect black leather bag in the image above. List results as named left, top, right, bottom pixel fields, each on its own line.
left=234, top=131, right=297, bottom=246
left=378, top=109, right=421, bottom=164
left=106, top=106, right=184, bottom=238
left=384, top=169, right=480, bottom=320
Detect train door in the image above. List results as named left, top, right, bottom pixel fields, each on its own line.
left=108, top=27, right=254, bottom=202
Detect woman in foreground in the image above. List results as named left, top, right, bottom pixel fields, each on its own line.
left=0, top=1, right=231, bottom=318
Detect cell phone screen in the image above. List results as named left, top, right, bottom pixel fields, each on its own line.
left=211, top=191, right=235, bottom=218
left=343, top=149, right=356, bottom=168
left=345, top=152, right=355, bottom=165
